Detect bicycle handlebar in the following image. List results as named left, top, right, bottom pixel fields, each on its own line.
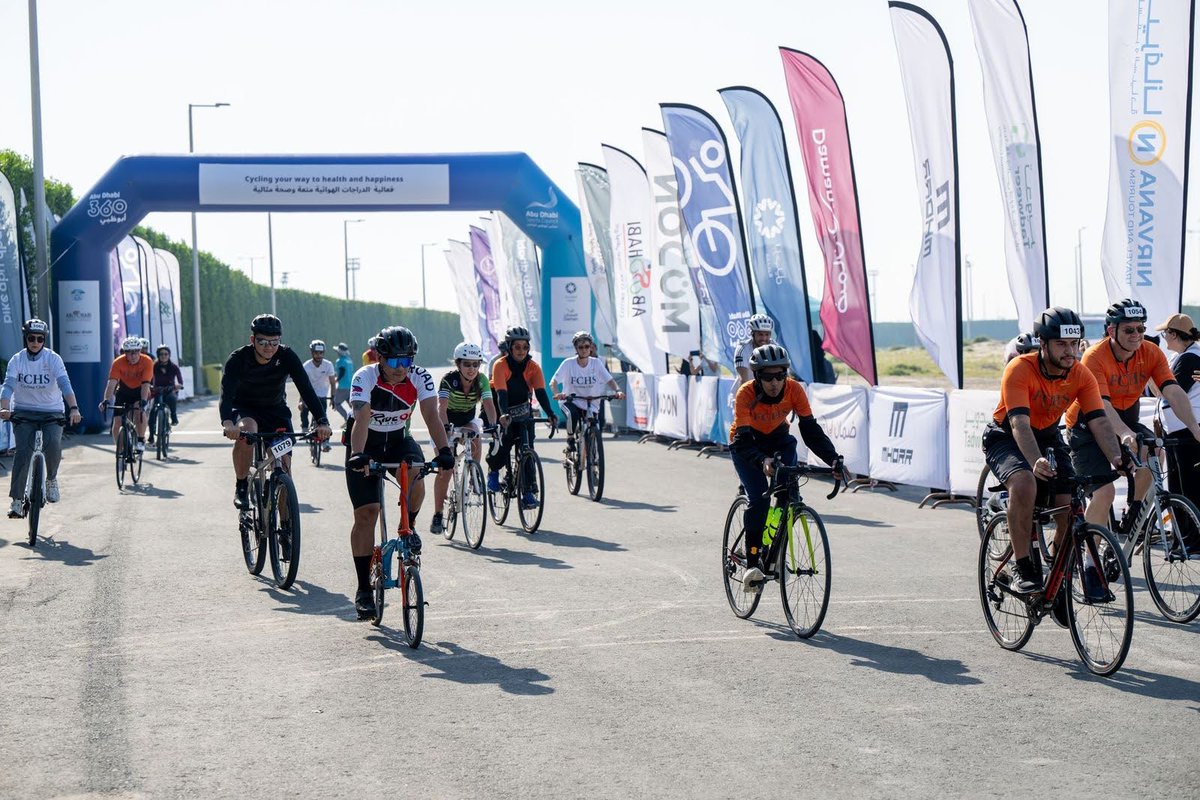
left=238, top=430, right=317, bottom=443
left=770, top=456, right=844, bottom=501
left=367, top=460, right=439, bottom=480
left=561, top=393, right=620, bottom=402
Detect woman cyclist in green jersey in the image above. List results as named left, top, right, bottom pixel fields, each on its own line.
left=430, top=342, right=498, bottom=534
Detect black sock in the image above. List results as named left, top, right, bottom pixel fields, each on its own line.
left=408, top=511, right=418, bottom=528
left=353, top=555, right=371, bottom=592
left=1123, top=499, right=1143, bottom=531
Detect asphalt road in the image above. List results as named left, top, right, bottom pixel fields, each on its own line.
left=1, top=394, right=1198, bottom=799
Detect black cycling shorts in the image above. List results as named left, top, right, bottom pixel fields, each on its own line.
left=1066, top=420, right=1149, bottom=480
left=113, top=385, right=144, bottom=413
left=982, top=422, right=1074, bottom=499
left=345, top=435, right=425, bottom=509
left=232, top=404, right=294, bottom=434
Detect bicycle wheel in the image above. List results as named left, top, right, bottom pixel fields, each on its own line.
left=976, top=464, right=998, bottom=539
left=267, top=472, right=302, bottom=589
left=401, top=564, right=424, bottom=648
left=153, top=408, right=166, bottom=460
left=489, top=468, right=511, bottom=526
left=461, top=460, right=488, bottom=550
left=310, top=438, right=321, bottom=467
left=128, top=427, right=143, bottom=485
left=722, top=493, right=762, bottom=619
left=564, top=434, right=582, bottom=496
left=444, top=465, right=460, bottom=541
left=370, top=548, right=386, bottom=626
left=114, top=428, right=127, bottom=490
left=779, top=504, right=831, bottom=638
left=26, top=454, right=44, bottom=547
left=240, top=492, right=267, bottom=576
left=978, top=513, right=1035, bottom=650
left=1141, top=494, right=1200, bottom=623
left=1066, top=524, right=1133, bottom=676
left=585, top=425, right=605, bottom=502
left=517, top=449, right=545, bottom=533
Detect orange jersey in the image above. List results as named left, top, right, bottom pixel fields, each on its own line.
left=993, top=352, right=1103, bottom=434
left=491, top=357, right=546, bottom=409
left=729, top=379, right=813, bottom=440
left=1064, top=339, right=1177, bottom=427
left=108, top=353, right=153, bottom=390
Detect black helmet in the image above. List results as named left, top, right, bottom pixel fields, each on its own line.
left=1105, top=298, right=1148, bottom=327
left=371, top=326, right=418, bottom=358
left=504, top=326, right=531, bottom=344
left=1014, top=332, right=1039, bottom=355
left=22, top=318, right=48, bottom=336
left=1033, top=307, right=1084, bottom=341
left=749, top=343, right=790, bottom=372
left=250, top=314, right=282, bottom=336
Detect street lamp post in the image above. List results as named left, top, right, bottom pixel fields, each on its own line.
left=187, top=101, right=229, bottom=392
left=1075, top=225, right=1087, bottom=313
left=343, top=219, right=364, bottom=300
left=419, top=242, right=438, bottom=308
left=239, top=256, right=262, bottom=284
left=268, top=213, right=276, bottom=315
left=27, top=0, right=51, bottom=325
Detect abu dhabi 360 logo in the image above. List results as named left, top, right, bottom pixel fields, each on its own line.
left=87, top=191, right=128, bottom=227
left=753, top=197, right=785, bottom=239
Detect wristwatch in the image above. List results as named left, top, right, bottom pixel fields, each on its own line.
left=69, top=406, right=79, bottom=411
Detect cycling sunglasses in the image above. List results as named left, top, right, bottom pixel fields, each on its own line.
left=254, top=337, right=281, bottom=347
left=758, top=371, right=788, bottom=383
left=384, top=355, right=414, bottom=368
left=25, top=334, right=45, bottom=343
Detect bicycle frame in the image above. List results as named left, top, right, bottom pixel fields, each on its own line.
left=1119, top=434, right=1192, bottom=561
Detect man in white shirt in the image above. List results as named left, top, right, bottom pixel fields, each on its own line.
left=733, top=314, right=777, bottom=388
left=550, top=331, right=625, bottom=449
left=301, top=339, right=337, bottom=451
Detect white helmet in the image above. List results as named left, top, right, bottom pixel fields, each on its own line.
left=138, top=337, right=150, bottom=350
left=453, top=342, right=483, bottom=362
left=748, top=313, right=774, bottom=333
left=120, top=336, right=142, bottom=352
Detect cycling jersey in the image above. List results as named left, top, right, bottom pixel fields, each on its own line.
left=349, top=363, right=437, bottom=451
left=550, top=357, right=613, bottom=412
left=992, top=352, right=1104, bottom=434
left=303, top=357, right=336, bottom=399
left=491, top=356, right=546, bottom=412
left=729, top=379, right=838, bottom=467
left=335, top=354, right=354, bottom=390
left=152, top=360, right=183, bottom=390
left=439, top=370, right=492, bottom=425
left=108, top=354, right=153, bottom=390
left=1, top=348, right=74, bottom=413
left=1064, top=339, right=1177, bottom=428
left=733, top=338, right=775, bottom=370
left=219, top=344, right=328, bottom=424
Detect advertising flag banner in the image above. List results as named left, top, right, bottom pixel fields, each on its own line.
left=108, top=249, right=125, bottom=354
left=116, top=237, right=144, bottom=337
left=133, top=236, right=162, bottom=348
left=498, top=214, right=543, bottom=355
left=641, top=129, right=702, bottom=360
left=719, top=87, right=817, bottom=382
left=469, top=225, right=504, bottom=359
left=780, top=48, right=878, bottom=385
left=160, top=249, right=183, bottom=360
left=890, top=2, right=963, bottom=389
left=448, top=239, right=489, bottom=355
left=1100, top=0, right=1195, bottom=315
left=153, top=249, right=181, bottom=358
left=0, top=173, right=25, bottom=358
left=660, top=104, right=756, bottom=370
left=602, top=145, right=660, bottom=375
left=968, top=0, right=1049, bottom=331
left=575, top=164, right=618, bottom=346
left=483, top=215, right=521, bottom=335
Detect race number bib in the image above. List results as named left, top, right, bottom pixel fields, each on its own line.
left=270, top=437, right=294, bottom=460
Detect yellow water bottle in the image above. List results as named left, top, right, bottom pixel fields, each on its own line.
left=762, top=501, right=783, bottom=547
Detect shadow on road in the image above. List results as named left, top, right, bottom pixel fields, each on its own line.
left=806, top=632, right=982, bottom=685
left=365, top=636, right=554, bottom=695
left=819, top=514, right=893, bottom=528
left=1132, top=609, right=1200, bottom=636
left=531, top=528, right=627, bottom=552
left=24, top=536, right=109, bottom=567
left=1023, top=651, right=1200, bottom=707
left=264, top=580, right=357, bottom=620
left=481, top=546, right=572, bottom=570
left=123, top=483, right=183, bottom=499
left=597, top=498, right=677, bottom=513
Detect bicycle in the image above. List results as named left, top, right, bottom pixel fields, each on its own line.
left=9, top=414, right=65, bottom=547
left=440, top=426, right=488, bottom=550
left=103, top=400, right=143, bottom=490
left=560, top=393, right=618, bottom=501
left=487, top=408, right=555, bottom=533
left=721, top=457, right=843, bottom=638
left=979, top=456, right=1135, bottom=676
left=236, top=430, right=314, bottom=590
left=148, top=387, right=175, bottom=461
left=368, top=459, right=438, bottom=647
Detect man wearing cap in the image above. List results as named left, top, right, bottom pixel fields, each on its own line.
left=1157, top=312, right=1200, bottom=520
left=332, top=343, right=354, bottom=421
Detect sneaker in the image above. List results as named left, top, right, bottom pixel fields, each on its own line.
left=1011, top=560, right=1043, bottom=594
left=521, top=491, right=539, bottom=509
left=135, top=441, right=145, bottom=453
left=1081, top=564, right=1113, bottom=603
left=170, top=417, right=179, bottom=426
left=403, top=532, right=423, bottom=555
left=234, top=480, right=250, bottom=510
left=8, top=498, right=24, bottom=518
left=430, top=513, right=444, bottom=535
left=487, top=471, right=501, bottom=493
left=322, top=442, right=332, bottom=452
left=354, top=589, right=376, bottom=620
left=45, top=479, right=60, bottom=504
left=742, top=567, right=766, bottom=594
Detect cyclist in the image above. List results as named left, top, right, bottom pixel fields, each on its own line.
left=344, top=326, right=453, bottom=620
left=138, top=337, right=151, bottom=358
left=730, top=344, right=844, bottom=591
left=430, top=341, right=499, bottom=535
left=301, top=339, right=337, bottom=452
left=148, top=345, right=183, bottom=444
left=1158, top=313, right=1200, bottom=512
left=1003, top=332, right=1039, bottom=363
left=362, top=339, right=379, bottom=366
left=1064, top=299, right=1200, bottom=532
left=487, top=326, right=556, bottom=508
left=488, top=339, right=509, bottom=378
left=550, top=330, right=624, bottom=452
left=100, top=336, right=153, bottom=453
left=733, top=313, right=777, bottom=390
left=0, top=319, right=82, bottom=515
left=982, top=307, right=1128, bottom=594
left=332, top=342, right=354, bottom=421
left=219, top=314, right=332, bottom=510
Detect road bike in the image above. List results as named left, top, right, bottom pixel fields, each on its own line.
left=368, top=459, right=437, bottom=647
left=147, top=387, right=176, bottom=461
left=104, top=400, right=143, bottom=490
left=721, top=457, right=842, bottom=638
left=440, top=426, right=488, bottom=549
left=237, top=430, right=314, bottom=590
left=560, top=393, right=618, bottom=502
left=9, top=414, right=64, bottom=547
left=979, top=457, right=1134, bottom=676
left=487, top=408, right=555, bottom=533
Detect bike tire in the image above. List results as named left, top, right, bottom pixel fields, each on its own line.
left=444, top=463, right=460, bottom=541
left=564, top=430, right=582, bottom=495
left=1141, top=493, right=1200, bottom=624
left=975, top=464, right=997, bottom=540
left=517, top=449, right=545, bottom=533
left=115, top=427, right=127, bottom=490
left=311, top=439, right=321, bottom=468
left=128, top=427, right=143, bottom=485
left=240, top=496, right=267, bottom=576
left=370, top=548, right=385, bottom=626
left=402, top=564, right=424, bottom=648
left=779, top=504, right=831, bottom=638
left=267, top=472, right=302, bottom=590
left=722, top=493, right=762, bottom=619
left=585, top=425, right=605, bottom=502
left=462, top=460, right=487, bottom=550
left=1066, top=524, right=1133, bottom=676
left=154, top=408, right=167, bottom=460
left=489, top=471, right=510, bottom=526
left=978, top=513, right=1035, bottom=651
left=27, top=455, right=44, bottom=547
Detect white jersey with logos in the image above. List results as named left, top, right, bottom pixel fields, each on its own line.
left=0, top=348, right=75, bottom=413
left=349, top=364, right=437, bottom=446
left=303, top=358, right=336, bottom=399
left=733, top=337, right=776, bottom=371
left=550, top=356, right=614, bottom=413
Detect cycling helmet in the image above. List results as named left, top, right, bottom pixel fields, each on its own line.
left=1105, top=298, right=1148, bottom=327
left=371, top=326, right=418, bottom=358
left=309, top=339, right=326, bottom=352
left=138, top=337, right=150, bottom=350
left=120, top=336, right=142, bottom=352
left=336, top=342, right=349, bottom=353
left=749, top=343, right=790, bottom=372
left=504, top=326, right=531, bottom=344
left=22, top=318, right=48, bottom=337
left=1004, top=332, right=1040, bottom=362
left=156, top=344, right=171, bottom=355
left=748, top=313, right=775, bottom=333
left=250, top=314, right=283, bottom=336
left=1033, top=307, right=1085, bottom=341
left=453, top=342, right=483, bottom=362
left=572, top=330, right=594, bottom=345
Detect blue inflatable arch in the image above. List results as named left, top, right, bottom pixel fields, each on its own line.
left=51, top=153, right=586, bottom=430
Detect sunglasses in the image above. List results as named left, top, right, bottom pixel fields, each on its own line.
left=255, top=337, right=281, bottom=347
left=25, top=335, right=45, bottom=343
left=759, top=371, right=788, bottom=383
left=384, top=356, right=414, bottom=368
left=1120, top=325, right=1146, bottom=334
left=575, top=343, right=592, bottom=349
left=460, top=361, right=482, bottom=370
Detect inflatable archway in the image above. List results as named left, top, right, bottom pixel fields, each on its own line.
left=51, top=153, right=587, bottom=430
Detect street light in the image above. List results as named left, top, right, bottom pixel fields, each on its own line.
left=27, top=0, right=50, bottom=325
left=419, top=242, right=438, bottom=308
left=343, top=219, right=364, bottom=300
left=1075, top=225, right=1087, bottom=314
left=187, top=101, right=230, bottom=392
left=239, top=255, right=263, bottom=284
left=268, top=213, right=276, bottom=315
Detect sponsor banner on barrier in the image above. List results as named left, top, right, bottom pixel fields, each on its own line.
left=550, top=277, right=591, bottom=359
left=868, top=387, right=949, bottom=488
left=198, top=163, right=450, bottom=206
left=653, top=374, right=689, bottom=440
left=948, top=389, right=999, bottom=496
left=807, top=383, right=869, bottom=475
left=688, top=375, right=719, bottom=442
left=58, top=280, right=101, bottom=363
left=626, top=372, right=656, bottom=431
